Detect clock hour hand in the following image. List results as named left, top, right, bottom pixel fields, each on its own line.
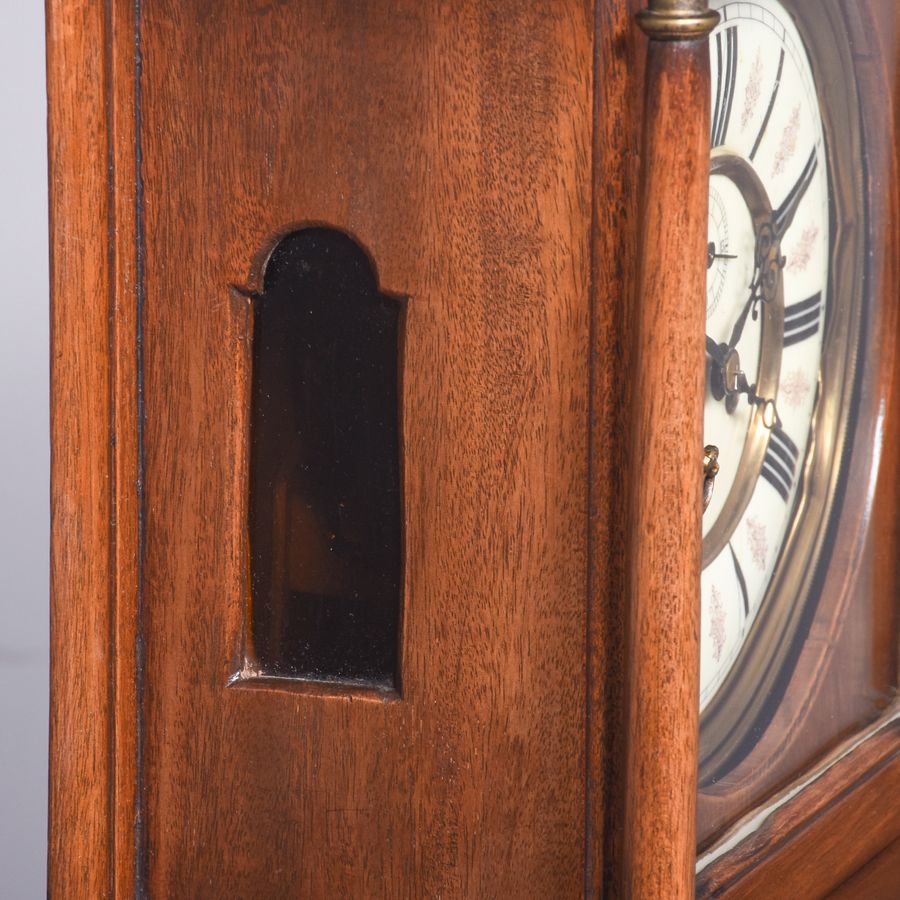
left=773, top=148, right=818, bottom=240
left=710, top=157, right=806, bottom=363
left=736, top=197, right=790, bottom=337
left=731, top=154, right=816, bottom=341
left=716, top=152, right=816, bottom=386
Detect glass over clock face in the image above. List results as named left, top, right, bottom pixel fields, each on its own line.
left=701, top=0, right=829, bottom=707
left=698, top=0, right=865, bottom=748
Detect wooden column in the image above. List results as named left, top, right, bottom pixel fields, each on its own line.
left=621, top=2, right=717, bottom=897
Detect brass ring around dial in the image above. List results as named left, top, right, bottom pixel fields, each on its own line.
left=702, top=151, right=785, bottom=569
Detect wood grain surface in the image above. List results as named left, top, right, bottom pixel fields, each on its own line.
left=106, top=4, right=141, bottom=895
left=829, top=832, right=900, bottom=898
left=47, top=2, right=113, bottom=894
left=49, top=0, right=898, bottom=896
left=47, top=1, right=141, bottom=896
left=136, top=1, right=593, bottom=896
left=620, top=36, right=711, bottom=900
left=587, top=0, right=645, bottom=894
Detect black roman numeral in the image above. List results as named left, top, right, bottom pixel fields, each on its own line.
left=729, top=543, right=750, bottom=615
left=784, top=292, right=822, bottom=347
left=761, top=425, right=799, bottom=502
left=774, top=149, right=818, bottom=238
left=711, top=26, right=738, bottom=148
left=749, top=49, right=785, bottom=162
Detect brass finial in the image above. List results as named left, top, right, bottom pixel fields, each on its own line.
left=636, top=0, right=720, bottom=40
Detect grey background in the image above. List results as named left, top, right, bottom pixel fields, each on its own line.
left=0, top=2, right=50, bottom=896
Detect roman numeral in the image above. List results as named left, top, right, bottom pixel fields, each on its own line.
left=729, top=543, right=749, bottom=615
left=774, top=149, right=818, bottom=238
left=749, top=49, right=785, bottom=162
left=784, top=292, right=822, bottom=347
left=761, top=425, right=799, bottom=502
left=711, top=26, right=738, bottom=148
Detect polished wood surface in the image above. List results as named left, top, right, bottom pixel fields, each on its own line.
left=47, top=3, right=113, bottom=894
left=47, top=2, right=603, bottom=893
left=830, top=833, right=900, bottom=898
left=106, top=5, right=141, bottom=895
left=587, top=1, right=645, bottom=893
left=137, top=1, right=593, bottom=895
left=47, top=1, right=141, bottom=895
left=621, top=31, right=712, bottom=900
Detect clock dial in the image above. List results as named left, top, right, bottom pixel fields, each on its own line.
left=700, top=0, right=831, bottom=710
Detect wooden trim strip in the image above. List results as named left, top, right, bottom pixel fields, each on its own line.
left=587, top=0, right=646, bottom=893
left=829, top=833, right=900, bottom=898
left=108, top=0, right=141, bottom=896
left=48, top=1, right=141, bottom=896
left=47, top=0, right=115, bottom=893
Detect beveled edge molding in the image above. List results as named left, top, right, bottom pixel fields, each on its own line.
left=696, top=704, right=900, bottom=896
left=636, top=1, right=720, bottom=40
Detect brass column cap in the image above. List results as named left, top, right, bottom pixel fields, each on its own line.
left=636, top=1, right=720, bottom=40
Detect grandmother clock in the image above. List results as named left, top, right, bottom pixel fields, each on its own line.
left=48, top=0, right=899, bottom=896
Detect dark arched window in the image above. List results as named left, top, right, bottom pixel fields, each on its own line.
left=246, top=228, right=404, bottom=688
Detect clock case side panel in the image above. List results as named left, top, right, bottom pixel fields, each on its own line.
left=47, top=0, right=142, bottom=898
left=137, top=1, right=594, bottom=895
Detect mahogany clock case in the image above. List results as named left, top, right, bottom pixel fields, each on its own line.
left=45, top=0, right=898, bottom=896
left=697, top=0, right=899, bottom=852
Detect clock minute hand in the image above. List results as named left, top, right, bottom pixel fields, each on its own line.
left=725, top=293, right=756, bottom=353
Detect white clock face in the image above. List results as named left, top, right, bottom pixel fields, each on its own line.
left=700, top=0, right=830, bottom=709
